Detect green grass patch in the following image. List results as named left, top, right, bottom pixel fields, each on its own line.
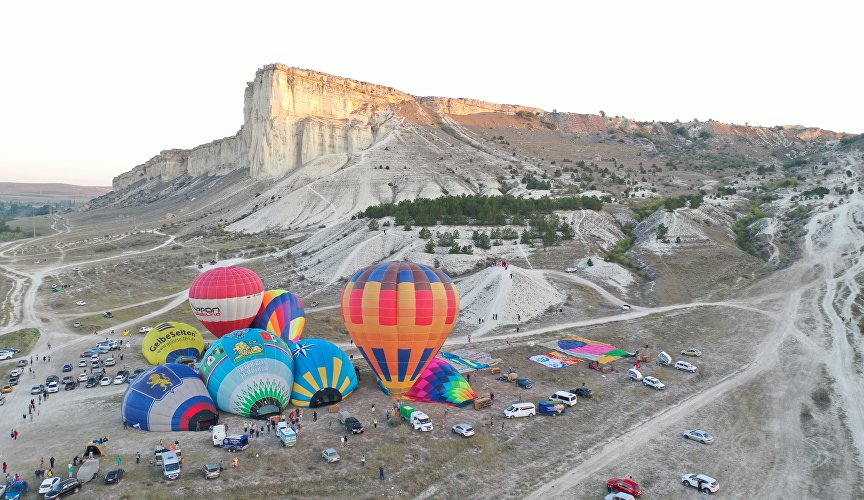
left=0, top=328, right=40, bottom=355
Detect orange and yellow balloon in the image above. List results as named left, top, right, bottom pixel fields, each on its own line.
left=340, top=261, right=460, bottom=400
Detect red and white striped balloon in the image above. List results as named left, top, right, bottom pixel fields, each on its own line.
left=189, top=266, right=264, bottom=338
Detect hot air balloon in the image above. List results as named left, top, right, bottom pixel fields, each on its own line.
left=121, top=363, right=218, bottom=432
left=199, top=328, right=294, bottom=418
left=142, top=322, right=206, bottom=365
left=377, top=358, right=477, bottom=407
left=251, top=290, right=306, bottom=343
left=341, top=261, right=459, bottom=400
left=289, top=338, right=358, bottom=408
left=189, top=266, right=264, bottom=338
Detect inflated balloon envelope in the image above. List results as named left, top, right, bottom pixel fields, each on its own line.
left=189, top=266, right=264, bottom=338
left=341, top=261, right=460, bottom=401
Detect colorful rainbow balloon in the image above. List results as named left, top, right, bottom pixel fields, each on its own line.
left=340, top=261, right=459, bottom=401
left=252, top=290, right=306, bottom=343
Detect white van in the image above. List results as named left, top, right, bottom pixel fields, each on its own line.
left=211, top=424, right=226, bottom=447
left=503, top=402, right=536, bottom=418
left=549, top=391, right=578, bottom=407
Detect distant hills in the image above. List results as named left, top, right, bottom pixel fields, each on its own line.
left=0, top=182, right=111, bottom=203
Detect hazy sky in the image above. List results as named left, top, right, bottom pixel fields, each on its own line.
left=1, top=1, right=861, bottom=186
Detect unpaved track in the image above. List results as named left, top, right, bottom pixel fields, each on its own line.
left=530, top=192, right=864, bottom=498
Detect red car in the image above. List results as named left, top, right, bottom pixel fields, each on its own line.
left=607, top=478, right=643, bottom=497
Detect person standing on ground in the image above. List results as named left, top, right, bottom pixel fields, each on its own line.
left=68, top=464, right=73, bottom=478
left=379, top=466, right=385, bottom=481
left=232, top=456, right=238, bottom=468
left=1, top=462, right=5, bottom=474
left=50, top=456, right=54, bottom=469
left=373, top=419, right=378, bottom=429
left=135, top=451, right=140, bottom=464
left=313, top=411, right=317, bottom=422
left=116, top=456, right=121, bottom=467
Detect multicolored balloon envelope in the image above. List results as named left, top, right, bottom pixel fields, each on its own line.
left=252, top=290, right=306, bottom=343
left=189, top=266, right=264, bottom=338
left=377, top=358, right=477, bottom=407
left=142, top=322, right=206, bottom=365
left=341, top=261, right=460, bottom=400
left=200, top=328, right=294, bottom=419
left=121, top=363, right=218, bottom=432
left=289, top=338, right=358, bottom=408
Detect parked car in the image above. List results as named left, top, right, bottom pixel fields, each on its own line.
left=78, top=372, right=89, bottom=383
left=62, top=363, right=72, bottom=372
left=0, top=350, right=14, bottom=360
left=10, top=368, right=23, bottom=377
left=94, top=346, right=110, bottom=354
left=607, top=477, right=643, bottom=497
left=64, top=381, right=77, bottom=391
left=72, top=267, right=81, bottom=272
left=570, top=386, right=593, bottom=398
left=8, top=376, right=18, bottom=386
left=46, top=375, right=59, bottom=384
left=91, top=360, right=101, bottom=368
left=564, top=267, right=576, bottom=273
left=514, top=377, right=534, bottom=389
left=80, top=350, right=98, bottom=358
left=16, top=359, right=26, bottom=367
left=85, top=377, right=98, bottom=388
left=643, top=376, right=666, bottom=390
left=75, top=300, right=86, bottom=306
left=113, top=374, right=127, bottom=385
left=674, top=361, right=697, bottom=373
left=452, top=423, right=475, bottom=437
left=605, top=493, right=636, bottom=500
left=104, top=468, right=124, bottom=484
left=99, top=376, right=111, bottom=386
left=128, top=369, right=145, bottom=382
left=0, top=393, right=5, bottom=405
left=78, top=359, right=87, bottom=367
left=621, top=304, right=632, bottom=311
left=31, top=384, right=45, bottom=395
left=38, top=477, right=61, bottom=494
left=73, top=321, right=82, bottom=328
left=680, top=348, right=702, bottom=357
left=321, top=448, right=340, bottom=463
left=138, top=326, right=152, bottom=334
left=44, top=477, right=81, bottom=499
left=46, top=381, right=59, bottom=393
left=5, top=479, right=28, bottom=500
left=203, top=463, right=221, bottom=479
left=681, top=474, right=719, bottom=493
left=682, top=429, right=715, bottom=444
left=61, top=375, right=74, bottom=384
left=1, top=385, right=13, bottom=393
left=103, top=311, right=113, bottom=318
left=104, top=357, right=116, bottom=367
left=310, top=301, right=319, bottom=307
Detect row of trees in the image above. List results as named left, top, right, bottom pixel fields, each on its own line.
left=357, top=194, right=604, bottom=226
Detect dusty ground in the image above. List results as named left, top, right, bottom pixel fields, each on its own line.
left=0, top=150, right=863, bottom=498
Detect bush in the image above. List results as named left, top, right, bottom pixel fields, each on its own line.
left=811, top=387, right=831, bottom=411
left=368, top=219, right=379, bottom=231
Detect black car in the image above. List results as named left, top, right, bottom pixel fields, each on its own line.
left=514, top=377, right=534, bottom=389
left=64, top=381, right=77, bottom=391
left=103, top=311, right=113, bottom=318
left=80, top=350, right=98, bottom=358
left=85, top=377, right=98, bottom=388
left=570, top=387, right=593, bottom=398
left=104, top=468, right=124, bottom=484
left=344, top=417, right=364, bottom=434
left=45, top=478, right=81, bottom=499
left=8, top=376, right=19, bottom=386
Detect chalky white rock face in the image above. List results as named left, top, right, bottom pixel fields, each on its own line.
left=113, top=65, right=411, bottom=190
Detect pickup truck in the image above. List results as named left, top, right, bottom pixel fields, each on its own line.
left=399, top=405, right=433, bottom=432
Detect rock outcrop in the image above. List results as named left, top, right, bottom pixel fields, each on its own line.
left=112, top=63, right=847, bottom=192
